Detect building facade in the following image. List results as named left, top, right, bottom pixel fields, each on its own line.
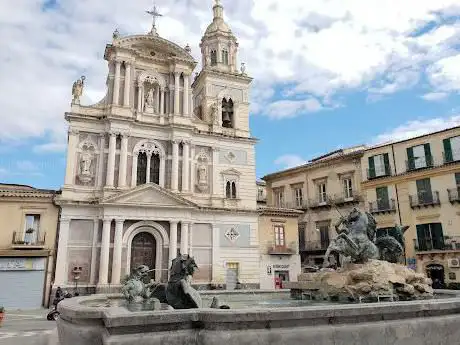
left=361, top=126, right=460, bottom=289
left=55, top=1, right=259, bottom=292
left=263, top=147, right=365, bottom=268
left=0, top=184, right=60, bottom=308
left=258, top=207, right=302, bottom=289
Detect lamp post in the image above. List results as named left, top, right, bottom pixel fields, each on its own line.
left=72, top=266, right=82, bottom=296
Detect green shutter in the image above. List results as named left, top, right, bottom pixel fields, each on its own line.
left=407, top=147, right=415, bottom=170
left=416, top=224, right=427, bottom=251
left=444, top=138, right=453, bottom=163
left=376, top=186, right=389, bottom=209
left=368, top=156, right=375, bottom=178
left=383, top=153, right=391, bottom=175
left=424, top=143, right=432, bottom=166
left=431, top=223, right=444, bottom=250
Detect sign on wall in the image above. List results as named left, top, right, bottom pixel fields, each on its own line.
left=267, top=265, right=272, bottom=275
left=0, top=257, right=45, bottom=271
left=273, top=264, right=290, bottom=270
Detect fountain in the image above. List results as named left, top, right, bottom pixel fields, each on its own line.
left=57, top=215, right=460, bottom=345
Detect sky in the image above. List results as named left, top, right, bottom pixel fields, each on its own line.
left=0, top=0, right=459, bottom=189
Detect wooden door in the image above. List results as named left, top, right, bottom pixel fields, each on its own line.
left=131, top=232, right=156, bottom=280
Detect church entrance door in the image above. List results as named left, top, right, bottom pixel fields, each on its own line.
left=131, top=232, right=156, bottom=280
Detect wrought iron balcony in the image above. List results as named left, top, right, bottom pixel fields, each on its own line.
left=447, top=188, right=460, bottom=203
left=414, top=236, right=460, bottom=252
left=267, top=241, right=297, bottom=255
left=406, top=155, right=434, bottom=172
left=333, top=191, right=362, bottom=205
left=368, top=199, right=396, bottom=214
left=11, top=231, right=46, bottom=248
left=367, top=167, right=391, bottom=180
left=409, top=191, right=440, bottom=208
left=302, top=240, right=329, bottom=252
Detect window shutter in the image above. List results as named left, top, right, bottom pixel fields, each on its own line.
left=406, top=147, right=415, bottom=170
left=432, top=223, right=444, bottom=249
left=443, top=138, right=453, bottom=163
left=424, top=144, right=432, bottom=166
left=416, top=224, right=427, bottom=251
left=383, top=153, right=391, bottom=175
left=368, top=157, right=375, bottom=178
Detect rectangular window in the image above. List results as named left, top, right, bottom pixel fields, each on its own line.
left=274, top=190, right=284, bottom=207
left=318, top=183, right=327, bottom=203
left=416, top=223, right=444, bottom=251
left=293, top=187, right=303, bottom=207
left=368, top=153, right=390, bottom=178
left=343, top=178, right=353, bottom=199
left=210, top=50, right=217, bottom=65
left=443, top=136, right=460, bottom=163
left=222, top=50, right=229, bottom=65
left=317, top=223, right=330, bottom=248
left=274, top=225, right=285, bottom=246
left=24, top=214, right=40, bottom=244
left=407, top=144, right=432, bottom=170
left=455, top=173, right=460, bottom=186
left=416, top=178, right=433, bottom=204
left=376, top=186, right=390, bottom=210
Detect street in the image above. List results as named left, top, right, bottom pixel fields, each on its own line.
left=0, top=309, right=58, bottom=345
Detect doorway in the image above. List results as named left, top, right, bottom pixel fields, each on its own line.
left=130, top=232, right=156, bottom=280
left=426, top=263, right=445, bottom=289
left=274, top=270, right=289, bottom=289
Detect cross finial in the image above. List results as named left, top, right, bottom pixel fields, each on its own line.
left=146, top=2, right=163, bottom=36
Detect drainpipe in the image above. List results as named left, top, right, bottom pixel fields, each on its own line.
left=391, top=144, right=406, bottom=265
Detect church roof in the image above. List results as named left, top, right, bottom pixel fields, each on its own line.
left=204, top=1, right=233, bottom=37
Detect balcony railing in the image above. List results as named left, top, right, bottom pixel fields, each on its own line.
left=267, top=241, right=297, bottom=255
left=285, top=200, right=308, bottom=210
left=443, top=150, right=460, bottom=164
left=12, top=231, right=46, bottom=248
left=414, top=236, right=460, bottom=252
left=447, top=188, right=460, bottom=203
left=409, top=191, right=440, bottom=208
left=406, top=155, right=434, bottom=172
left=302, top=240, right=329, bottom=252
left=308, top=197, right=332, bottom=209
left=367, top=167, right=391, bottom=180
left=333, top=191, right=361, bottom=205
left=368, top=199, right=396, bottom=214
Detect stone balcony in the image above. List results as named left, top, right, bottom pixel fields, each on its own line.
left=11, top=231, right=46, bottom=249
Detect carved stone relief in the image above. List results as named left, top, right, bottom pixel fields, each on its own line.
left=78, top=138, right=96, bottom=185
left=196, top=149, right=209, bottom=193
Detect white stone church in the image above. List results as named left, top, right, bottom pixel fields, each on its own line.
left=54, top=1, right=259, bottom=291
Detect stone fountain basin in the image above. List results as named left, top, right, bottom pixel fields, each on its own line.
left=58, top=290, right=460, bottom=345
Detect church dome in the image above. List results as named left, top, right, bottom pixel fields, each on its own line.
left=204, top=1, right=232, bottom=36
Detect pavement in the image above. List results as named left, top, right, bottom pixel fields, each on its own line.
left=0, top=309, right=58, bottom=345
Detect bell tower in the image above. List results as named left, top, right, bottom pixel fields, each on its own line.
left=192, top=0, right=252, bottom=138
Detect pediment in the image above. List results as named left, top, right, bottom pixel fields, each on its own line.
left=102, top=184, right=197, bottom=208
left=221, top=168, right=241, bottom=176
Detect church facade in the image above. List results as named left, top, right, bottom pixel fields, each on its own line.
left=54, top=1, right=259, bottom=291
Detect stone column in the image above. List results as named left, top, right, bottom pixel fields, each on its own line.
left=146, top=153, right=152, bottom=184
left=182, top=141, right=190, bottom=192
left=97, top=134, right=105, bottom=188
left=90, top=219, right=99, bottom=285
left=155, top=85, right=160, bottom=114
left=188, top=223, right=193, bottom=256
left=171, top=140, right=179, bottom=191
left=118, top=133, right=128, bottom=188
left=212, top=147, right=220, bottom=196
left=98, top=218, right=112, bottom=285
left=180, top=222, right=189, bottom=255
left=160, top=88, right=165, bottom=115
left=64, top=129, right=78, bottom=186
left=113, top=60, right=121, bottom=105
left=111, top=219, right=124, bottom=285
left=159, top=154, right=165, bottom=188
left=169, top=221, right=178, bottom=268
left=137, top=84, right=143, bottom=112
left=190, top=145, right=196, bottom=193
left=169, top=87, right=173, bottom=115
left=54, top=218, right=70, bottom=285
left=106, top=132, right=117, bottom=188
left=174, top=72, right=180, bottom=115
left=183, top=74, right=189, bottom=116
left=131, top=153, right=138, bottom=187
left=123, top=63, right=131, bottom=107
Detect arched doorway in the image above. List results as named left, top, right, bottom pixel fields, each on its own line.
left=130, top=232, right=156, bottom=280
left=426, top=263, right=445, bottom=289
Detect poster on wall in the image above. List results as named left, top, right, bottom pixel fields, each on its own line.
left=0, top=257, right=45, bottom=271
left=407, top=258, right=416, bottom=271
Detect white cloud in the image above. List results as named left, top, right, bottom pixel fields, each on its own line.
left=372, top=115, right=460, bottom=145
left=420, top=92, right=449, bottom=101
left=274, top=154, right=306, bottom=169
left=0, top=0, right=459, bottom=146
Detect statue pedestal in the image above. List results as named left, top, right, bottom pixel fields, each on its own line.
left=144, top=105, right=154, bottom=114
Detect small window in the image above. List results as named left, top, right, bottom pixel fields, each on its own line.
left=293, top=187, right=303, bottom=207
left=226, top=181, right=237, bottom=199
left=343, top=178, right=353, bottom=199
left=274, top=225, right=285, bottom=246
left=222, top=49, right=229, bottom=65
left=449, top=272, right=456, bottom=280
left=274, top=190, right=284, bottom=207
left=210, top=50, right=217, bottom=65
left=222, top=98, right=234, bottom=128
left=318, top=183, right=327, bottom=203
left=24, top=214, right=40, bottom=245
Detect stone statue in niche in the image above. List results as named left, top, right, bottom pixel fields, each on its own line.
left=144, top=86, right=155, bottom=113
left=196, top=164, right=208, bottom=192
left=78, top=152, right=94, bottom=184
left=71, top=76, right=85, bottom=104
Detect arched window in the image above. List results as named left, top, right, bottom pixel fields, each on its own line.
left=226, top=181, right=231, bottom=198
left=222, top=49, right=229, bottom=65
left=231, top=182, right=237, bottom=198
left=150, top=154, right=160, bottom=185
left=210, top=50, right=217, bottom=65
left=137, top=152, right=148, bottom=185
left=222, top=98, right=234, bottom=128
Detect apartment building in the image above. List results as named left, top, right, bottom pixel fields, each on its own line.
left=361, top=125, right=460, bottom=289
left=263, top=146, right=365, bottom=268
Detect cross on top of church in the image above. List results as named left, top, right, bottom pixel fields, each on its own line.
left=146, top=2, right=163, bottom=36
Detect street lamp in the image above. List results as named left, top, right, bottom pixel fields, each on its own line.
left=72, top=266, right=82, bottom=296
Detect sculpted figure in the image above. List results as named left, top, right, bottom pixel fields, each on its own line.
left=71, top=76, right=85, bottom=104
left=196, top=164, right=208, bottom=192
left=79, top=153, right=92, bottom=175
left=145, top=88, right=154, bottom=106
left=121, top=265, right=157, bottom=303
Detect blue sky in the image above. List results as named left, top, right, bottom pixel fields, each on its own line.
left=0, top=0, right=459, bottom=190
